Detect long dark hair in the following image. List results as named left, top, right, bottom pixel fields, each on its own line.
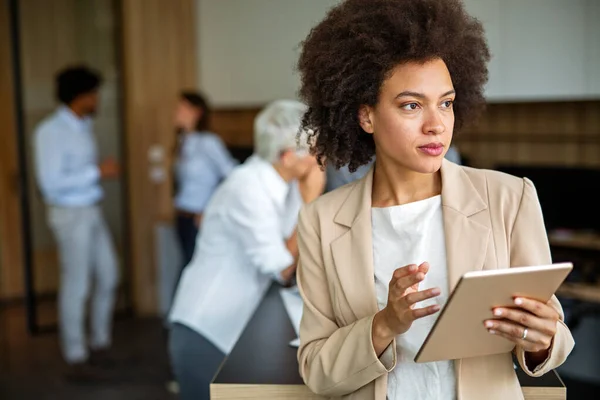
left=181, top=91, right=211, bottom=132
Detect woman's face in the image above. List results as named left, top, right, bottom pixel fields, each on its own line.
left=359, top=58, right=455, bottom=175
left=174, top=99, right=202, bottom=132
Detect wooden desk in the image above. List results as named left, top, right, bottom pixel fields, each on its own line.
left=557, top=282, right=600, bottom=303
left=549, top=231, right=600, bottom=303
left=549, top=232, right=600, bottom=252
left=212, top=284, right=566, bottom=399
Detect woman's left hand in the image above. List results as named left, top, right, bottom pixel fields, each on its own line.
left=484, top=297, right=559, bottom=354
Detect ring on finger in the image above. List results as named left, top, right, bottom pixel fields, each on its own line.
left=521, top=328, right=528, bottom=340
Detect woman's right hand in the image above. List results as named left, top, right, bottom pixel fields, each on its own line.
left=372, top=262, right=442, bottom=355
left=299, top=164, right=326, bottom=204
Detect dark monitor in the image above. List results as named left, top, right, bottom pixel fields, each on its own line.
left=495, top=165, right=600, bottom=233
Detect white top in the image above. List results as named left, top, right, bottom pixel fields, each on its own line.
left=174, top=132, right=238, bottom=213
left=169, top=155, right=303, bottom=354
left=33, top=106, right=102, bottom=207
left=372, top=195, right=456, bottom=400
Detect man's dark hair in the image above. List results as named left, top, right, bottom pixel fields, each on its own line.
left=56, top=65, right=103, bottom=105
left=181, top=91, right=211, bottom=132
left=297, top=0, right=490, bottom=172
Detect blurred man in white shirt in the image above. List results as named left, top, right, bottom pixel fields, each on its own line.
left=33, top=66, right=119, bottom=381
left=168, top=100, right=325, bottom=400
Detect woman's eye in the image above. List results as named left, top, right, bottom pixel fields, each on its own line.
left=401, top=103, right=419, bottom=111
left=441, top=100, right=454, bottom=108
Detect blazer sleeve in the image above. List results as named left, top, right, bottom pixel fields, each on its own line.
left=296, top=204, right=396, bottom=397
left=509, top=178, right=575, bottom=377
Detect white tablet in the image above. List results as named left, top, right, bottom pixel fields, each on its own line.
left=414, top=262, right=572, bottom=363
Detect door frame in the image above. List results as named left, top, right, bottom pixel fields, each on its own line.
left=0, top=0, right=198, bottom=324
left=2, top=0, right=134, bottom=334
left=0, top=0, right=35, bottom=333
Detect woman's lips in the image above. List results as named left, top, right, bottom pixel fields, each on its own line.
left=418, top=143, right=444, bottom=157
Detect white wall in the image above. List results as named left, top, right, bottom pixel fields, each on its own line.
left=197, top=0, right=600, bottom=106
left=463, top=0, right=600, bottom=102
left=584, top=0, right=600, bottom=96
left=196, top=0, right=339, bottom=107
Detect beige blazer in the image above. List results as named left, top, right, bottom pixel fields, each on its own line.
left=296, top=159, right=574, bottom=400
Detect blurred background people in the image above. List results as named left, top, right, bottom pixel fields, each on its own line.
left=167, top=99, right=325, bottom=400
left=173, top=92, right=238, bottom=275
left=32, top=66, right=120, bottom=381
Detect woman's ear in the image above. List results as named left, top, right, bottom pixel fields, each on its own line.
left=279, top=149, right=295, bottom=167
left=358, top=105, right=374, bottom=134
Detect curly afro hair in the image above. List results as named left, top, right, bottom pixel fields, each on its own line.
left=297, top=0, right=490, bottom=172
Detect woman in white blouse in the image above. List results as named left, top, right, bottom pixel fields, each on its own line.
left=168, top=100, right=325, bottom=400
left=173, top=92, right=238, bottom=271
left=293, top=0, right=574, bottom=399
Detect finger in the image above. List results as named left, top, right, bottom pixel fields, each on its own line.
left=403, top=287, right=441, bottom=308
left=390, top=264, right=418, bottom=283
left=484, top=319, right=528, bottom=339
left=491, top=307, right=556, bottom=336
left=409, top=263, right=430, bottom=291
left=484, top=320, right=553, bottom=351
left=395, top=271, right=426, bottom=293
left=487, top=328, right=548, bottom=353
left=513, top=297, right=560, bottom=321
left=486, top=329, right=529, bottom=350
left=410, top=304, right=441, bottom=320
left=417, top=262, right=430, bottom=274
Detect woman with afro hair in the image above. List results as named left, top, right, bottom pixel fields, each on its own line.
left=294, top=0, right=574, bottom=399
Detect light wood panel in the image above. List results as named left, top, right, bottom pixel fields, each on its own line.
left=210, top=383, right=565, bottom=400
left=209, top=101, right=600, bottom=171
left=121, top=0, right=197, bottom=315
left=457, top=101, right=600, bottom=168
left=211, top=384, right=322, bottom=399
left=211, top=108, right=260, bottom=147
left=0, top=2, right=25, bottom=299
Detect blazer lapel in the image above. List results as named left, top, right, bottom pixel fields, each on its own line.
left=440, top=160, right=491, bottom=393
left=330, top=168, right=379, bottom=320
left=329, top=160, right=491, bottom=321
left=440, top=159, right=490, bottom=291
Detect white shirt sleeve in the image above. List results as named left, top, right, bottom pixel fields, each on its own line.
left=229, top=191, right=294, bottom=278
left=34, top=125, right=100, bottom=195
left=281, top=181, right=303, bottom=239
